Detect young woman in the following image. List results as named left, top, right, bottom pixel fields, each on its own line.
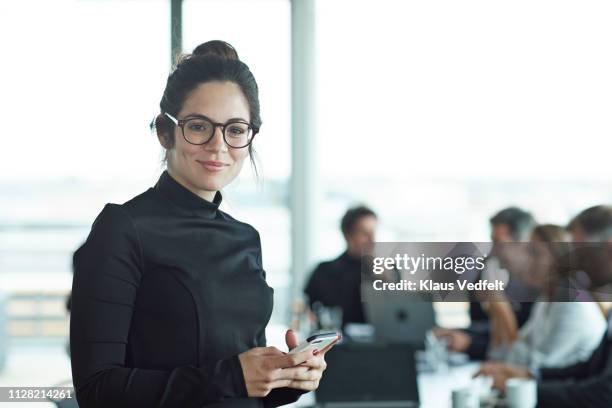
left=501, top=224, right=607, bottom=368
left=70, top=40, right=337, bottom=408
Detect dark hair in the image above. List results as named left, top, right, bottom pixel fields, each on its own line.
left=568, top=205, right=612, bottom=241
left=151, top=40, right=261, bottom=177
left=489, top=206, right=536, bottom=241
left=341, top=205, right=377, bottom=237
left=532, top=224, right=570, bottom=245
left=531, top=224, right=571, bottom=301
left=192, top=40, right=239, bottom=60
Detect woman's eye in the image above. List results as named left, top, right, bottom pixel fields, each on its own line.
left=188, top=122, right=209, bottom=132
left=228, top=126, right=246, bottom=136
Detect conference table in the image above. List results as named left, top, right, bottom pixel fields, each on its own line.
left=290, top=362, right=482, bottom=407
left=263, top=320, right=486, bottom=408
left=417, top=362, right=484, bottom=407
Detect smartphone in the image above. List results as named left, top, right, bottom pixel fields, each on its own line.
left=289, top=331, right=340, bottom=354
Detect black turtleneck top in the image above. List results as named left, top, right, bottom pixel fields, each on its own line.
left=70, top=170, right=303, bottom=408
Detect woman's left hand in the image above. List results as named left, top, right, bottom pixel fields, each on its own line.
left=283, top=329, right=340, bottom=391
left=473, top=361, right=531, bottom=392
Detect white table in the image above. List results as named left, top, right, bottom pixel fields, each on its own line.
left=418, top=362, right=481, bottom=408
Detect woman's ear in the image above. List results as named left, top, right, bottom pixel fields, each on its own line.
left=154, top=115, right=174, bottom=150
left=157, top=132, right=171, bottom=150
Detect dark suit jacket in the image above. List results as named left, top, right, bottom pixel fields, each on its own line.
left=537, top=326, right=612, bottom=407
left=304, top=251, right=366, bottom=327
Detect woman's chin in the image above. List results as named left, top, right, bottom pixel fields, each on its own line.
left=195, top=177, right=226, bottom=193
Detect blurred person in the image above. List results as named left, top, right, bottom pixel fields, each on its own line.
left=436, top=207, right=537, bottom=359
left=476, top=205, right=612, bottom=408
left=304, top=205, right=377, bottom=327
left=569, top=205, right=612, bottom=243
left=70, top=41, right=338, bottom=408
left=496, top=225, right=606, bottom=368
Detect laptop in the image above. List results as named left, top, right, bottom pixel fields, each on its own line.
left=315, top=342, right=420, bottom=407
left=362, top=285, right=436, bottom=347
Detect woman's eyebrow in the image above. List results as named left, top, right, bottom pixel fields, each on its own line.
left=183, top=113, right=249, bottom=123
left=183, top=113, right=212, bottom=120
left=226, top=117, right=250, bottom=123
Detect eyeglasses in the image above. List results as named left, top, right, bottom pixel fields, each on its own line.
left=164, top=112, right=258, bottom=149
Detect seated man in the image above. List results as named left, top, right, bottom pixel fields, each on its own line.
left=476, top=205, right=612, bottom=408
left=304, top=205, right=377, bottom=327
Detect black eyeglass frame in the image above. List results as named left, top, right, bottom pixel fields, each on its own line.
left=164, top=112, right=259, bottom=148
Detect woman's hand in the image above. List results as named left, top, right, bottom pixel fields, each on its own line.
left=284, top=329, right=340, bottom=392
left=473, top=361, right=531, bottom=392
left=433, top=327, right=472, bottom=352
left=238, top=346, right=316, bottom=397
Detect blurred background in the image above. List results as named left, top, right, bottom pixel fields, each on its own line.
left=1, top=0, right=611, bottom=406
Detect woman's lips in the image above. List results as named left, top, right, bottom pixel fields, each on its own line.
left=197, top=160, right=228, bottom=173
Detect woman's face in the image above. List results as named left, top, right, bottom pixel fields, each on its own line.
left=527, top=233, right=556, bottom=289
left=161, top=81, right=251, bottom=201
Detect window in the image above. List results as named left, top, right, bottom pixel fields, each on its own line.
left=0, top=0, right=169, bottom=342
left=315, top=0, right=612, bottom=260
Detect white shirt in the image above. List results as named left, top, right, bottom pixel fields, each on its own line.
left=505, top=299, right=607, bottom=368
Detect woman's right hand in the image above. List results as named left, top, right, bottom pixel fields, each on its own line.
left=238, top=346, right=316, bottom=397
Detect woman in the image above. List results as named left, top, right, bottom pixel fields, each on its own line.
left=506, top=225, right=606, bottom=368
left=500, top=224, right=606, bottom=368
left=70, top=40, right=336, bottom=408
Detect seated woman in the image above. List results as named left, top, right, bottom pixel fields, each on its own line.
left=501, top=224, right=607, bottom=369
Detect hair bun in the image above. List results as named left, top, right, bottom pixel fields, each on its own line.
left=192, top=40, right=240, bottom=60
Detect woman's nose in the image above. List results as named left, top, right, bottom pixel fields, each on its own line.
left=206, top=126, right=227, bottom=151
